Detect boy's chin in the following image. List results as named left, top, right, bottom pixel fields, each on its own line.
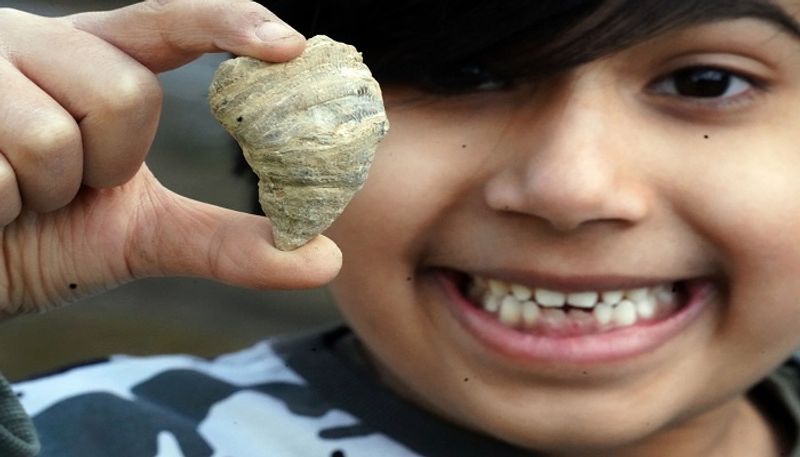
left=467, top=410, right=667, bottom=454
left=437, top=381, right=728, bottom=456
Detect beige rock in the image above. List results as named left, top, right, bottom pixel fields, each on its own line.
left=209, top=35, right=389, bottom=250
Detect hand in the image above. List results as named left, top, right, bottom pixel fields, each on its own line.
left=0, top=0, right=342, bottom=315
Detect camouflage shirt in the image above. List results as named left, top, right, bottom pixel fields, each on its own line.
left=6, top=325, right=800, bottom=456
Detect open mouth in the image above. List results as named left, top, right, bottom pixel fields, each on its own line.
left=437, top=269, right=714, bottom=363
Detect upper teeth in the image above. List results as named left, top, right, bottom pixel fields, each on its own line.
left=469, top=276, right=679, bottom=330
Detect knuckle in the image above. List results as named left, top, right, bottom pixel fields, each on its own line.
left=97, top=69, right=162, bottom=117
left=141, top=0, right=172, bottom=20
left=240, top=2, right=282, bottom=30
left=143, top=0, right=176, bottom=10
left=16, top=114, right=80, bottom=165
left=142, top=0, right=221, bottom=16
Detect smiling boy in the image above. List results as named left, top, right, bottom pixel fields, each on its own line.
left=3, top=0, right=800, bottom=456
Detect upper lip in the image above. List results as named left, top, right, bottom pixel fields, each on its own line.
left=446, top=267, right=696, bottom=292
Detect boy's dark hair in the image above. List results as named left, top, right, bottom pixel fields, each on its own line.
left=265, top=0, right=798, bottom=93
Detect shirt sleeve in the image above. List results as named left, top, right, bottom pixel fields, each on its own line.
left=0, top=373, right=39, bottom=457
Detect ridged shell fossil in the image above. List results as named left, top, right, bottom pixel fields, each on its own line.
left=208, top=35, right=389, bottom=250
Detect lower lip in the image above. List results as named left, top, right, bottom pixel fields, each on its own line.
left=436, top=272, right=713, bottom=365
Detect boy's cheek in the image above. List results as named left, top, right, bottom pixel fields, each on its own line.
left=664, top=131, right=800, bottom=263
left=671, top=138, right=800, bottom=364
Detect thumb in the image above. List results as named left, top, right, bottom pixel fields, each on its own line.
left=65, top=0, right=306, bottom=73
left=130, top=185, right=342, bottom=290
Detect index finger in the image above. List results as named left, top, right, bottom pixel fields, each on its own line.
left=65, top=0, right=307, bottom=74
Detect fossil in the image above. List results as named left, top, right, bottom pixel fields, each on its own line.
left=208, top=35, right=389, bottom=250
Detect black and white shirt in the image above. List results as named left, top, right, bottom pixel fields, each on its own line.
left=13, top=326, right=540, bottom=457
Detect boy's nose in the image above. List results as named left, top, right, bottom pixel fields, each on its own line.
left=484, top=82, right=650, bottom=232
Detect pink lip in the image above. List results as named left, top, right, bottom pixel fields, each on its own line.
left=436, top=270, right=713, bottom=365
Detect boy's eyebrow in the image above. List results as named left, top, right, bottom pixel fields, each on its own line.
left=708, top=2, right=800, bottom=38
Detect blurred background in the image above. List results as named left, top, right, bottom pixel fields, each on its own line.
left=0, top=0, right=342, bottom=381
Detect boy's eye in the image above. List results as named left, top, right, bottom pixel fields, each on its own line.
left=649, top=67, right=753, bottom=100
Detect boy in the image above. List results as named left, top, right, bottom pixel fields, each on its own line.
left=3, top=0, right=800, bottom=455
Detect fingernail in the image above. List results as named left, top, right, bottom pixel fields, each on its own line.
left=256, top=20, right=302, bottom=43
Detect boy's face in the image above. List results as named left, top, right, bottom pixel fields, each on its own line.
left=327, top=3, right=800, bottom=454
